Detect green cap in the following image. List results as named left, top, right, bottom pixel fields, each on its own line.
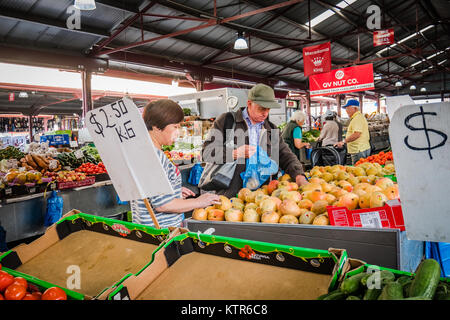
left=248, top=83, right=281, bottom=109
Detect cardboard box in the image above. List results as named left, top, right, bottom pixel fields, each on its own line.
left=327, top=199, right=405, bottom=231
left=0, top=266, right=85, bottom=300
left=0, top=210, right=171, bottom=299
left=99, top=232, right=348, bottom=300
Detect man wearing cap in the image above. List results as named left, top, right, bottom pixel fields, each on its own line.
left=334, top=99, right=371, bottom=164
left=202, top=83, right=308, bottom=198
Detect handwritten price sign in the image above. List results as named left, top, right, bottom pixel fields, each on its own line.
left=86, top=97, right=173, bottom=202
left=389, top=102, right=450, bottom=242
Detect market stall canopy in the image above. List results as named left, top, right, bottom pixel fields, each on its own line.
left=0, top=0, right=449, bottom=97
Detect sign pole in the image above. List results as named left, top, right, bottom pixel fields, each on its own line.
left=143, top=198, right=161, bottom=229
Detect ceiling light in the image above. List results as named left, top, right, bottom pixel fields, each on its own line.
left=395, top=81, right=402, bottom=87
left=420, top=87, right=427, bottom=92
left=409, top=85, right=416, bottom=90
left=74, top=0, right=96, bottom=10
left=234, top=32, right=248, bottom=50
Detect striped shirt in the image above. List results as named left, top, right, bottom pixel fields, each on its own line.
left=242, top=108, right=264, bottom=146
left=131, top=148, right=184, bottom=228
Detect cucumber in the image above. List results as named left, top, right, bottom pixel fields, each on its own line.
left=378, top=282, right=404, bottom=300
left=409, top=259, right=441, bottom=299
left=346, top=295, right=360, bottom=300
left=322, top=290, right=347, bottom=300
left=340, top=272, right=367, bottom=295
left=434, top=283, right=450, bottom=300
left=317, top=290, right=339, bottom=300
left=360, top=273, right=371, bottom=287
left=363, top=288, right=382, bottom=300
left=396, top=275, right=413, bottom=286
left=403, top=282, right=412, bottom=297
left=402, top=296, right=432, bottom=300
left=366, top=270, right=395, bottom=288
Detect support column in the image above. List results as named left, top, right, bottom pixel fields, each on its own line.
left=29, top=115, right=33, bottom=143
left=81, top=70, right=93, bottom=119
left=195, top=80, right=204, bottom=92
left=359, top=93, right=364, bottom=113
left=306, top=92, right=312, bottom=127
left=376, top=94, right=381, bottom=113
left=337, top=95, right=342, bottom=117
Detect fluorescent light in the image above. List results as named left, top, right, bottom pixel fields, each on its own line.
left=309, top=0, right=358, bottom=28
left=377, top=25, right=435, bottom=55
left=438, top=59, right=447, bottom=65
left=234, top=37, right=248, bottom=50
left=74, top=0, right=96, bottom=10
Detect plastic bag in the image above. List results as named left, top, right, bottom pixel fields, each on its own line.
left=188, top=163, right=204, bottom=186
left=240, top=146, right=279, bottom=190
left=44, top=190, right=64, bottom=227
left=116, top=195, right=129, bottom=205
left=0, top=223, right=8, bottom=252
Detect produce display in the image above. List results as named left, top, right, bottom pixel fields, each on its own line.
left=0, top=146, right=24, bottom=161
left=0, top=142, right=106, bottom=196
left=355, top=150, right=394, bottom=166
left=0, top=264, right=67, bottom=300
left=75, top=162, right=107, bottom=175
left=318, top=259, right=448, bottom=300
left=302, top=129, right=321, bottom=143
left=192, top=162, right=399, bottom=226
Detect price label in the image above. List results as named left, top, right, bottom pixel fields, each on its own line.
left=86, top=97, right=173, bottom=201
left=70, top=140, right=79, bottom=148
left=74, top=149, right=84, bottom=159
left=5, top=188, right=12, bottom=195
left=359, top=212, right=382, bottom=228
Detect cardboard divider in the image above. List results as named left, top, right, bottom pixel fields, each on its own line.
left=0, top=210, right=171, bottom=299
left=103, top=232, right=349, bottom=300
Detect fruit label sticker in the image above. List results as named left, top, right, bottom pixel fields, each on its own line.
left=86, top=97, right=174, bottom=201
left=389, top=102, right=450, bottom=242
left=358, top=211, right=382, bottom=229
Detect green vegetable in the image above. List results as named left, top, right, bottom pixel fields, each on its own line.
left=396, top=275, right=413, bottom=286
left=366, top=270, right=395, bottom=287
left=346, top=295, right=360, bottom=300
left=434, top=282, right=450, bottom=300
left=322, top=290, right=347, bottom=300
left=409, top=259, right=441, bottom=299
left=402, top=296, right=432, bottom=300
left=0, top=146, right=24, bottom=161
left=363, top=288, right=382, bottom=300
left=360, top=273, right=371, bottom=287
left=341, top=272, right=367, bottom=295
left=378, top=282, right=404, bottom=300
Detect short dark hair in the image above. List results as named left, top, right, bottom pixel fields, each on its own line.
left=143, top=99, right=184, bottom=131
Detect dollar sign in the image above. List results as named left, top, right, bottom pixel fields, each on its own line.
left=89, top=112, right=104, bottom=137
left=404, top=106, right=447, bottom=160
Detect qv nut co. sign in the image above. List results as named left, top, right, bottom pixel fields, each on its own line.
left=309, top=63, right=375, bottom=97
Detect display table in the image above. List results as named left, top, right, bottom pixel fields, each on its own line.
left=186, top=219, right=424, bottom=273
left=0, top=181, right=130, bottom=244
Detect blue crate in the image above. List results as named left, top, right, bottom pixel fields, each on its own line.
left=425, top=241, right=450, bottom=278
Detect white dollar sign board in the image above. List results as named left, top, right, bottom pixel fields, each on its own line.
left=86, top=97, right=174, bottom=201
left=389, top=102, right=450, bottom=242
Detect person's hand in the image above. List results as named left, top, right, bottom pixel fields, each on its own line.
left=295, top=175, right=309, bottom=187
left=181, top=187, right=196, bottom=199
left=305, top=143, right=312, bottom=149
left=334, top=141, right=345, bottom=148
left=233, top=145, right=257, bottom=159
left=196, top=193, right=221, bottom=208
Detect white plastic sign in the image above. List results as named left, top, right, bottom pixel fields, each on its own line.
left=86, top=97, right=174, bottom=201
left=389, top=102, right=450, bottom=242
left=385, top=95, right=415, bottom=121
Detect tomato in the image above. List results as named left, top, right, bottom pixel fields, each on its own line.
left=31, top=291, right=42, bottom=300
left=0, top=270, right=14, bottom=292
left=0, top=293, right=4, bottom=300
left=22, top=293, right=38, bottom=300
left=42, top=287, right=67, bottom=300
left=4, top=283, right=27, bottom=300
left=12, top=277, right=27, bottom=289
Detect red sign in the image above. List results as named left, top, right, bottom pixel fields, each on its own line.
left=8, top=93, right=14, bottom=101
left=373, top=29, right=394, bottom=47
left=309, top=64, right=374, bottom=97
left=302, top=42, right=331, bottom=77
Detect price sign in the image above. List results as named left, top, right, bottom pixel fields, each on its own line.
left=389, top=102, right=450, bottom=242
left=74, top=149, right=84, bottom=159
left=86, top=97, right=173, bottom=203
